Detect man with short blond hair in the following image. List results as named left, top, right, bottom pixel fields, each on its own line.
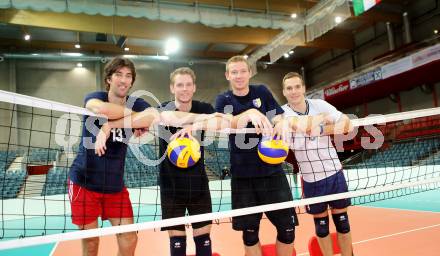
left=159, top=66, right=220, bottom=256
left=215, top=55, right=298, bottom=256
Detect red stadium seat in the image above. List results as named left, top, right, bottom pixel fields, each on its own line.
left=308, top=233, right=341, bottom=256
left=261, top=244, right=296, bottom=256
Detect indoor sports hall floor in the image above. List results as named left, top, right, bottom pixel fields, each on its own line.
left=1, top=189, right=440, bottom=256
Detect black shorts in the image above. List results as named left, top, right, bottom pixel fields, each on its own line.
left=231, top=174, right=298, bottom=231
left=160, top=174, right=212, bottom=231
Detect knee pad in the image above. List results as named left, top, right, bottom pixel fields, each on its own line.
left=242, top=228, right=259, bottom=246
left=332, top=212, right=350, bottom=234
left=170, top=236, right=186, bottom=256
left=314, top=216, right=330, bottom=238
left=276, top=226, right=295, bottom=244
left=194, top=233, right=212, bottom=256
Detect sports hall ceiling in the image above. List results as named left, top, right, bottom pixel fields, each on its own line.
left=0, top=0, right=414, bottom=64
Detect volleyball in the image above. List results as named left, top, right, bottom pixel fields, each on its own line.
left=257, top=137, right=289, bottom=165
left=167, top=137, right=201, bottom=168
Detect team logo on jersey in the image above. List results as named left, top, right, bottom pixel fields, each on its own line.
left=252, top=98, right=262, bottom=108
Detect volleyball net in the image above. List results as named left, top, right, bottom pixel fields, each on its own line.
left=0, top=89, right=439, bottom=250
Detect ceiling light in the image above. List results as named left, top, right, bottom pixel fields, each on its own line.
left=124, top=47, right=130, bottom=52
left=335, top=16, right=342, bottom=24
left=62, top=53, right=83, bottom=57
left=435, top=29, right=439, bottom=35
left=291, top=13, right=297, bottom=19
left=76, top=63, right=83, bottom=68
left=153, top=55, right=170, bottom=60
left=165, top=38, right=180, bottom=55
left=24, top=34, right=31, bottom=41
left=75, top=32, right=81, bottom=49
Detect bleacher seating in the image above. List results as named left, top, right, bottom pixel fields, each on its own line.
left=347, top=137, right=440, bottom=168
left=27, top=148, right=59, bottom=165
left=124, top=144, right=159, bottom=188
left=0, top=169, right=26, bottom=199
left=41, top=167, right=68, bottom=196
left=205, top=139, right=230, bottom=177
left=0, top=151, right=18, bottom=172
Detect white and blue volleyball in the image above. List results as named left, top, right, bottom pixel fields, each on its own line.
left=257, top=137, right=289, bottom=165
left=167, top=137, right=201, bottom=168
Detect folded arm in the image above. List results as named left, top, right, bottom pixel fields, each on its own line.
left=86, top=99, right=134, bottom=120
left=321, top=114, right=353, bottom=135
left=283, top=114, right=353, bottom=136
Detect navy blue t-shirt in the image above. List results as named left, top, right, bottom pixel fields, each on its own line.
left=69, top=91, right=150, bottom=193
left=158, top=101, right=214, bottom=193
left=215, top=85, right=284, bottom=177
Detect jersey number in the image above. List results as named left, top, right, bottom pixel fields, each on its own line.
left=111, top=128, right=124, bottom=142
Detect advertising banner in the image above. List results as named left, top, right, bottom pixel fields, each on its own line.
left=350, top=68, right=382, bottom=90
left=324, top=80, right=350, bottom=99
left=381, top=56, right=413, bottom=79
left=412, top=43, right=440, bottom=68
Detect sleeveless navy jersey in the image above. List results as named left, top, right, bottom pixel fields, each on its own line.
left=69, top=91, right=150, bottom=193
left=158, top=101, right=214, bottom=193
left=215, top=85, right=284, bottom=177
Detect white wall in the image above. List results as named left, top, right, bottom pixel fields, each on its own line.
left=15, top=60, right=97, bottom=106
left=0, top=60, right=15, bottom=150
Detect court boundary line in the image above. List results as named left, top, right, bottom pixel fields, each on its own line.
left=357, top=205, right=440, bottom=214
left=296, top=223, right=440, bottom=256
left=49, top=242, right=58, bottom=256
left=352, top=223, right=440, bottom=245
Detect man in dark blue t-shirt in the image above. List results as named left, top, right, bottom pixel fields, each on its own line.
left=69, top=57, right=154, bottom=256
left=158, top=67, right=229, bottom=256
left=215, top=56, right=298, bottom=256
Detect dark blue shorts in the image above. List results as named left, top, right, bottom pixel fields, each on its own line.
left=302, top=171, right=351, bottom=214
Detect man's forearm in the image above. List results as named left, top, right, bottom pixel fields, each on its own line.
left=230, top=111, right=251, bottom=129
left=107, top=108, right=160, bottom=129
left=89, top=102, right=134, bottom=120
left=192, top=116, right=232, bottom=132
left=322, top=118, right=353, bottom=135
